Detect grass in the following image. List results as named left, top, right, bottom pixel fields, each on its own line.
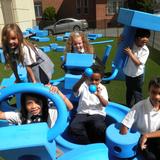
left=0, top=36, right=159, bottom=105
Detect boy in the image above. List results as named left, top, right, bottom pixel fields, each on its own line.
left=120, top=77, right=160, bottom=160
left=123, top=28, right=151, bottom=107
left=68, top=65, right=108, bottom=144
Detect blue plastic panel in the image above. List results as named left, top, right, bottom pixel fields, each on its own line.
left=118, top=8, right=160, bottom=31
left=65, top=53, right=94, bottom=69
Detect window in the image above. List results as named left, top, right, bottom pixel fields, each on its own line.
left=76, top=0, right=81, bottom=14
left=76, top=0, right=89, bottom=15
left=34, top=2, right=42, bottom=18
left=83, top=0, right=89, bottom=14
left=107, top=0, right=124, bottom=15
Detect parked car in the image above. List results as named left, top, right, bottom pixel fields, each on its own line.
left=44, top=18, right=88, bottom=35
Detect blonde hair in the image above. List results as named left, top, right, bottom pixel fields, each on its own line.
left=1, top=23, right=35, bottom=65
left=65, top=31, right=94, bottom=54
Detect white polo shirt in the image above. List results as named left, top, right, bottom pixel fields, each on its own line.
left=74, top=82, right=108, bottom=116
left=4, top=107, right=57, bottom=128
left=122, top=97, right=160, bottom=134
left=123, top=43, right=149, bottom=77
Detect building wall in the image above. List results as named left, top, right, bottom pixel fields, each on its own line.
left=12, top=0, right=36, bottom=31
left=0, top=0, right=36, bottom=33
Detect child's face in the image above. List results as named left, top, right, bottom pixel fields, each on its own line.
left=136, top=37, right=149, bottom=47
left=25, top=96, right=42, bottom=115
left=8, top=30, right=19, bottom=50
left=73, top=37, right=84, bottom=53
left=89, top=73, right=101, bottom=86
left=149, top=86, right=160, bottom=106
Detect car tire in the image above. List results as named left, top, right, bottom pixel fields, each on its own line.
left=73, top=26, right=80, bottom=31
left=48, top=29, right=54, bottom=35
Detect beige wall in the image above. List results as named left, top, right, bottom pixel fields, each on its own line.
left=0, top=0, right=36, bottom=35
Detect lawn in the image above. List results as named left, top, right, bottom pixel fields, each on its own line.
left=0, top=35, right=159, bottom=105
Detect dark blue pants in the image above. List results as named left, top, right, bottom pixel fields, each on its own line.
left=68, top=114, right=106, bottom=144
left=139, top=138, right=160, bottom=160
left=125, top=74, right=144, bottom=108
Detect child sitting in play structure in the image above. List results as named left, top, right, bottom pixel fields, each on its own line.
left=68, top=65, right=108, bottom=144
left=1, top=23, right=54, bottom=84
left=120, top=77, right=160, bottom=160
left=123, top=28, right=151, bottom=107
left=0, top=85, right=73, bottom=127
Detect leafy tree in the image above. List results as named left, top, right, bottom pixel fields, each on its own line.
left=42, top=6, right=56, bottom=21
left=126, top=0, right=157, bottom=13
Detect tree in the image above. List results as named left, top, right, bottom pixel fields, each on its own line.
left=126, top=0, right=157, bottom=13
left=42, top=6, right=56, bottom=21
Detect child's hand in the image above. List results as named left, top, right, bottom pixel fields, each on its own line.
left=4, top=64, right=11, bottom=70
left=140, top=134, right=148, bottom=150
left=45, top=84, right=59, bottom=93
left=124, top=47, right=132, bottom=56
left=95, top=86, right=101, bottom=96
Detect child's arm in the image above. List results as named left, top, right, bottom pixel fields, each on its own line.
left=95, top=87, right=108, bottom=106
left=47, top=85, right=73, bottom=110
left=119, top=124, right=129, bottom=134
left=124, top=47, right=141, bottom=66
left=57, top=89, right=73, bottom=110
left=73, top=74, right=86, bottom=92
left=26, top=66, right=37, bottom=83
left=140, top=131, right=160, bottom=150
left=0, top=111, right=6, bottom=120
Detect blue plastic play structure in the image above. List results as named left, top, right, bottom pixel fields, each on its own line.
left=1, top=8, right=160, bottom=160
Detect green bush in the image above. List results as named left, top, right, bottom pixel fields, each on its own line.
left=43, top=6, right=56, bottom=21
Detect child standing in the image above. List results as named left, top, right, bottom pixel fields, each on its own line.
left=123, top=28, right=151, bottom=107
left=68, top=65, right=108, bottom=144
left=0, top=85, right=73, bottom=127
left=120, top=77, right=160, bottom=160
left=1, top=23, right=54, bottom=84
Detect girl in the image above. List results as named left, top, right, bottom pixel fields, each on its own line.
left=1, top=23, right=54, bottom=84
left=65, top=32, right=94, bottom=54
left=0, top=85, right=73, bottom=127
left=62, top=32, right=104, bottom=73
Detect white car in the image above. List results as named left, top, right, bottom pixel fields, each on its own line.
left=44, top=18, right=88, bottom=35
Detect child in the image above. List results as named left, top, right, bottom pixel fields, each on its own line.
left=1, top=23, right=54, bottom=84
left=123, top=28, right=151, bottom=107
left=62, top=32, right=104, bottom=73
left=65, top=31, right=94, bottom=54
left=68, top=65, right=108, bottom=144
left=120, top=77, right=160, bottom=160
left=0, top=85, right=73, bottom=127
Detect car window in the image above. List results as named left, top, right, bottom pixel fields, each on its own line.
left=56, top=20, right=66, bottom=25
left=65, top=20, right=74, bottom=23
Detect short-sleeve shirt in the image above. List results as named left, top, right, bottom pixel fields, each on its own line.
left=4, top=107, right=57, bottom=128
left=74, top=82, right=108, bottom=116
left=23, top=45, right=37, bottom=66
left=121, top=97, right=160, bottom=134
left=123, top=43, right=149, bottom=77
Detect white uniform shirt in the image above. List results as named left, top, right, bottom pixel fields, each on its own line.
left=74, top=82, right=108, bottom=116
left=123, top=43, right=149, bottom=77
left=4, top=107, right=57, bottom=128
left=122, top=97, right=160, bottom=134
left=23, top=45, right=37, bottom=66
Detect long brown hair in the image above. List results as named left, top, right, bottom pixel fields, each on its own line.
left=1, top=23, right=36, bottom=65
